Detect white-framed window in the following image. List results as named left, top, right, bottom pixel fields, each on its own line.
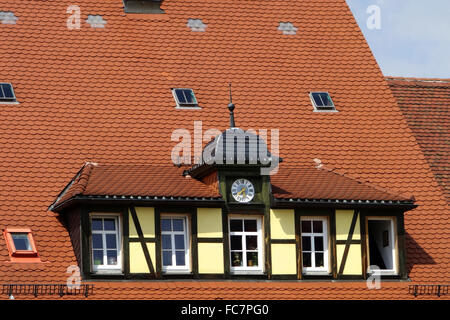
left=300, top=216, right=329, bottom=274
left=229, top=215, right=264, bottom=274
left=91, top=215, right=122, bottom=273
left=309, top=92, right=337, bottom=112
left=366, top=217, right=398, bottom=275
left=161, top=215, right=191, bottom=273
left=171, top=88, right=200, bottom=109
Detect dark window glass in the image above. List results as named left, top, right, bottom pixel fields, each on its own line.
left=302, top=252, right=311, bottom=267
left=93, top=250, right=103, bottom=265
left=0, top=83, right=15, bottom=99
left=104, top=219, right=116, bottom=231
left=315, top=252, right=324, bottom=267
left=172, top=219, right=184, bottom=232
left=230, top=235, right=242, bottom=250
left=176, top=89, right=187, bottom=103
left=301, top=220, right=311, bottom=233
left=312, top=93, right=324, bottom=107
left=244, top=220, right=257, bottom=232
left=319, top=93, right=332, bottom=106
left=230, top=219, right=243, bottom=232
left=184, top=89, right=196, bottom=103
left=231, top=252, right=243, bottom=266
left=106, top=234, right=116, bottom=249
left=92, top=234, right=103, bottom=249
left=314, top=236, right=324, bottom=251
left=161, top=219, right=171, bottom=232
left=246, top=236, right=258, bottom=250
left=107, top=250, right=117, bottom=265
left=92, top=219, right=103, bottom=231
left=313, top=220, right=323, bottom=233
left=162, top=251, right=172, bottom=266
left=174, top=235, right=185, bottom=250
left=162, top=235, right=172, bottom=250
left=302, top=236, right=311, bottom=251
left=246, top=252, right=258, bottom=267
left=176, top=251, right=185, bottom=266
left=12, top=233, right=31, bottom=251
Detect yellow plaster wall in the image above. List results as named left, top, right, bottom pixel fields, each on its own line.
left=129, top=207, right=155, bottom=238
left=271, top=243, right=297, bottom=275
left=270, top=209, right=295, bottom=240
left=198, top=243, right=224, bottom=274
left=197, top=208, right=222, bottom=238
left=335, top=210, right=360, bottom=240
left=336, top=244, right=362, bottom=275
left=129, top=242, right=156, bottom=273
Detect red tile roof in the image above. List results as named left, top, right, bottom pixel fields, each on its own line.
left=386, top=77, right=450, bottom=202
left=52, top=163, right=413, bottom=210
left=0, top=0, right=448, bottom=298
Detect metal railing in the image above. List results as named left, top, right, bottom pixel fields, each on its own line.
left=409, top=284, right=449, bottom=297
left=2, top=284, right=94, bottom=298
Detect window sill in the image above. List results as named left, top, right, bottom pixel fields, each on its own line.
left=175, top=106, right=201, bottom=110
left=0, top=101, right=19, bottom=105
left=230, top=270, right=265, bottom=276
left=92, top=270, right=124, bottom=275
left=302, top=271, right=331, bottom=276
left=162, top=270, right=192, bottom=275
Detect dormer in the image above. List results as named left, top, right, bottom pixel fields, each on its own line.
left=123, top=0, right=165, bottom=14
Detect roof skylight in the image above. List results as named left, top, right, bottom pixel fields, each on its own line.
left=309, top=92, right=337, bottom=112
left=0, top=83, right=16, bottom=102
left=172, top=88, right=199, bottom=108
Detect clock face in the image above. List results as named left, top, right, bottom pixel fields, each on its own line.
left=231, top=179, right=255, bottom=203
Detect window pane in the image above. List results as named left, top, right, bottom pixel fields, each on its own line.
left=162, top=235, right=172, bottom=249
left=313, top=221, right=323, bottom=233
left=2, top=84, right=14, bottom=98
left=303, top=252, right=311, bottom=268
left=230, top=219, right=243, bottom=232
left=175, top=235, right=185, bottom=250
left=163, top=251, right=172, bottom=266
left=11, top=233, right=31, bottom=251
left=92, top=234, right=103, bottom=249
left=107, top=250, right=117, bottom=265
left=314, top=236, right=324, bottom=251
left=312, top=93, right=324, bottom=107
left=246, top=252, right=258, bottom=267
left=92, top=219, right=102, bottom=231
left=173, top=219, right=184, bottom=232
left=93, top=250, right=103, bottom=265
left=176, top=89, right=187, bottom=104
left=161, top=219, right=171, bottom=232
left=319, top=93, right=332, bottom=106
left=230, top=235, right=242, bottom=250
left=104, top=219, right=116, bottom=231
left=231, top=252, right=243, bottom=267
left=315, top=252, right=324, bottom=267
left=184, top=89, right=196, bottom=103
left=244, top=220, right=257, bottom=232
left=175, top=251, right=186, bottom=266
left=106, top=234, right=117, bottom=249
left=246, top=236, right=258, bottom=250
left=301, top=220, right=311, bottom=233
left=302, top=236, right=311, bottom=251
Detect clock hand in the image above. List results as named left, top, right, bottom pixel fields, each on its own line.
left=237, top=187, right=246, bottom=196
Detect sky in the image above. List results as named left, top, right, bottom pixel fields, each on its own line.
left=345, top=0, right=450, bottom=78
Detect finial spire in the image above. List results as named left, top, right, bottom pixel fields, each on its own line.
left=228, top=83, right=236, bottom=128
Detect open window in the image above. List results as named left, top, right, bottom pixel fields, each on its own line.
left=366, top=217, right=398, bottom=275
left=3, top=228, right=40, bottom=262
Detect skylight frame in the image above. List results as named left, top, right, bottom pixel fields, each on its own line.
left=309, top=91, right=337, bottom=112
left=172, top=88, right=201, bottom=109
left=0, top=82, right=17, bottom=102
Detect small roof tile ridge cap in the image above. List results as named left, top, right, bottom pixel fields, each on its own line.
left=74, top=162, right=98, bottom=196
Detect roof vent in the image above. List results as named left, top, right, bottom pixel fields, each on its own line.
left=0, top=11, right=18, bottom=24
left=86, top=15, right=107, bottom=28
left=187, top=19, right=207, bottom=32
left=123, top=0, right=165, bottom=14
left=278, top=22, right=297, bottom=35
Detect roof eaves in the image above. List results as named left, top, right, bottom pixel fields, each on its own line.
left=273, top=198, right=417, bottom=210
